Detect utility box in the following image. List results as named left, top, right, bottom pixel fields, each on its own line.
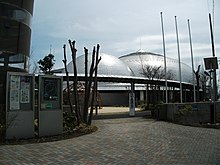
left=6, top=72, right=35, bottom=139
left=38, top=75, right=63, bottom=137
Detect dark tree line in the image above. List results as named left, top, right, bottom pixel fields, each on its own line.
left=38, top=54, right=55, bottom=74
left=141, top=65, right=175, bottom=80
left=140, top=63, right=175, bottom=109
left=140, top=62, right=210, bottom=104
left=194, top=65, right=210, bottom=101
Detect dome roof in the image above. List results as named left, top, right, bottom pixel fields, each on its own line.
left=66, top=53, right=133, bottom=77
left=64, top=50, right=192, bottom=83
left=119, top=51, right=192, bottom=83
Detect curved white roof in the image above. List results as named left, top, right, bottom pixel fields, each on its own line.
left=64, top=51, right=192, bottom=83
left=119, top=51, right=192, bottom=83
left=66, top=53, right=133, bottom=77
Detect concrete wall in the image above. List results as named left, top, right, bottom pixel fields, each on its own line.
left=216, top=102, right=220, bottom=122
left=158, top=101, right=220, bottom=124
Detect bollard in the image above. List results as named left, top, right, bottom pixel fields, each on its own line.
left=210, top=103, right=215, bottom=124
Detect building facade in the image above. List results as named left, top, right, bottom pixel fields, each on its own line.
left=63, top=51, right=193, bottom=106
left=0, top=0, right=34, bottom=71
left=0, top=0, right=34, bottom=122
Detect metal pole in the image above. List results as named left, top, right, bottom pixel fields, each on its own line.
left=209, top=13, right=217, bottom=123
left=187, top=19, right=196, bottom=102
left=209, top=13, right=217, bottom=101
left=174, top=16, right=183, bottom=103
left=160, top=12, right=168, bottom=103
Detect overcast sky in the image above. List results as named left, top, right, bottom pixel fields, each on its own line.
left=31, top=0, right=220, bottom=69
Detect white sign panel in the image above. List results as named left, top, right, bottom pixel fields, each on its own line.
left=9, top=76, right=20, bottom=110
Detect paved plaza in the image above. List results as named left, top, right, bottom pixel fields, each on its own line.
left=0, top=109, right=219, bottom=164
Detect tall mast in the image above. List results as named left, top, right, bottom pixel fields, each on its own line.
left=187, top=19, right=196, bottom=102
left=175, top=16, right=183, bottom=103
left=160, top=12, right=168, bottom=103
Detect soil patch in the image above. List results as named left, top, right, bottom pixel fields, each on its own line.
left=0, top=125, right=98, bottom=145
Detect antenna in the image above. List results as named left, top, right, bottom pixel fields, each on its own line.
left=207, top=0, right=210, bottom=13
left=213, top=0, right=214, bottom=32
left=207, top=0, right=215, bottom=32
left=137, top=38, right=144, bottom=52
left=140, top=38, right=142, bottom=50
left=50, top=44, right=52, bottom=54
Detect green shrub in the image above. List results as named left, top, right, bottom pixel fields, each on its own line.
left=175, top=105, right=192, bottom=122
left=63, top=112, right=77, bottom=133
left=216, top=112, right=220, bottom=123
left=34, top=119, right=38, bottom=133
left=0, top=124, right=5, bottom=142
left=137, top=100, right=156, bottom=111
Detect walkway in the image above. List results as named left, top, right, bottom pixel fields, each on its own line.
left=0, top=111, right=219, bottom=164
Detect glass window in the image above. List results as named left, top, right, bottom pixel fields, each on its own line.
left=0, top=3, right=32, bottom=27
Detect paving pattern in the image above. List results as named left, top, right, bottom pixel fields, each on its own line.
left=0, top=116, right=220, bottom=164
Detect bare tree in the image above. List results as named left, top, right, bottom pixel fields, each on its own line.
left=64, top=41, right=101, bottom=125
left=140, top=64, right=175, bottom=80
left=200, top=72, right=209, bottom=101
left=28, top=49, right=39, bottom=74
left=194, top=65, right=201, bottom=101
left=88, top=44, right=101, bottom=125
left=83, top=45, right=101, bottom=124
left=62, top=45, right=74, bottom=114
left=68, top=40, right=81, bottom=126
left=83, top=48, right=89, bottom=123
left=140, top=62, right=175, bottom=106
left=30, top=61, right=39, bottom=74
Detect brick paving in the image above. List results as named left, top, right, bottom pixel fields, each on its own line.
left=0, top=115, right=220, bottom=164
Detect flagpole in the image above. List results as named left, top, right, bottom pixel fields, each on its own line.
left=174, top=16, right=183, bottom=103
left=187, top=19, right=196, bottom=102
left=209, top=13, right=217, bottom=101
left=160, top=12, right=168, bottom=103
left=209, top=13, right=217, bottom=123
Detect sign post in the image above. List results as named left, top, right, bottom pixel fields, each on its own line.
left=129, top=82, right=135, bottom=116
left=38, top=75, right=63, bottom=137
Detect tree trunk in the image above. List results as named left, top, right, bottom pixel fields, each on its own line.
left=195, top=65, right=201, bottom=102
left=62, top=44, right=74, bottom=114
left=88, top=44, right=101, bottom=125
left=68, top=40, right=81, bottom=125
left=83, top=48, right=89, bottom=123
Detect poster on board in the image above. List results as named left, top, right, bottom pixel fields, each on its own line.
left=20, top=76, right=31, bottom=103
left=9, top=75, right=20, bottom=110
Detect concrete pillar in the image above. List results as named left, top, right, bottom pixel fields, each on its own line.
left=140, top=90, right=144, bottom=101
left=129, top=82, right=135, bottom=116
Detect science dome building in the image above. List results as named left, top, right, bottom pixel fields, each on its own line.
left=66, top=50, right=192, bottom=82
left=62, top=50, right=193, bottom=105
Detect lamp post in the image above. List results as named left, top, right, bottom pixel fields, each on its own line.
left=187, top=19, right=196, bottom=102
left=208, top=13, right=217, bottom=102
left=160, top=12, right=168, bottom=103
left=174, top=16, right=183, bottom=103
